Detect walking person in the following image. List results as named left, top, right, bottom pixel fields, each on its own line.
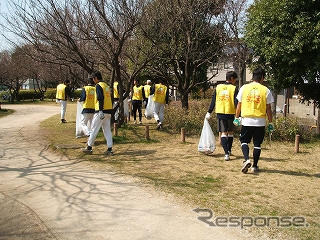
left=150, top=79, right=169, bottom=130
left=56, top=80, right=71, bottom=123
left=131, top=80, right=145, bottom=124
left=78, top=78, right=95, bottom=137
left=233, top=67, right=274, bottom=173
left=205, top=71, right=238, bottom=161
left=143, top=80, right=152, bottom=108
left=82, top=70, right=114, bottom=155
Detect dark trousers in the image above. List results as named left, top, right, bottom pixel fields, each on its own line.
left=240, top=126, right=265, bottom=167
left=132, top=100, right=142, bottom=121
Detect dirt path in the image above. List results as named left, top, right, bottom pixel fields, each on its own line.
left=0, top=104, right=253, bottom=240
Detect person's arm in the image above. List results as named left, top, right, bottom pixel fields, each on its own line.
left=96, top=84, right=104, bottom=111
left=235, top=102, right=241, bottom=118
left=266, top=104, right=272, bottom=122
left=150, top=85, right=155, bottom=95
left=65, top=86, right=72, bottom=100
left=142, top=87, right=145, bottom=100
left=207, top=90, right=216, bottom=113
left=234, top=87, right=239, bottom=108
left=165, top=87, right=169, bottom=104
left=79, top=88, right=86, bottom=102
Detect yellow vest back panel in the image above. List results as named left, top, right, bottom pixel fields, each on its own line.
left=95, top=82, right=112, bottom=111
left=83, top=86, right=95, bottom=109
left=215, top=84, right=236, bottom=114
left=153, top=84, right=167, bottom=104
left=132, top=86, right=143, bottom=100
left=56, top=84, right=66, bottom=99
left=144, top=85, right=151, bottom=98
left=113, top=82, right=119, bottom=99
left=241, top=83, right=268, bottom=118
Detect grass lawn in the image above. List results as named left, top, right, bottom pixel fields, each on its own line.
left=0, top=109, right=15, bottom=118
left=40, top=103, right=320, bottom=240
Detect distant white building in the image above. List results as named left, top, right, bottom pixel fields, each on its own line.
left=207, top=62, right=253, bottom=85
left=21, top=79, right=40, bottom=90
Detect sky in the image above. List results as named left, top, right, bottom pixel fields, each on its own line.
left=0, top=0, right=255, bottom=52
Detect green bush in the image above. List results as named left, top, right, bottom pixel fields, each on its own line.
left=0, top=91, right=10, bottom=101
left=271, top=117, right=313, bottom=142
left=44, top=88, right=82, bottom=100
left=44, top=88, right=56, bottom=100
left=165, top=99, right=218, bottom=135
left=18, top=90, right=43, bottom=100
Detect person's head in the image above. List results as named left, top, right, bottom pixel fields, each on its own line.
left=146, top=80, right=151, bottom=85
left=90, top=70, right=102, bottom=84
left=134, top=80, right=139, bottom=86
left=252, top=67, right=265, bottom=82
left=226, top=71, right=237, bottom=84
left=87, top=77, right=94, bottom=86
left=63, top=80, right=70, bottom=85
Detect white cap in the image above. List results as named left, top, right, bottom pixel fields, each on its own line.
left=147, top=80, right=151, bottom=84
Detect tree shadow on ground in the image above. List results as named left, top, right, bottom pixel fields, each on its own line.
left=260, top=169, right=320, bottom=178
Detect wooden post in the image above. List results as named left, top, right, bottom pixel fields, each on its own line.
left=113, top=123, right=118, bottom=136
left=145, top=125, right=150, bottom=140
left=317, top=108, right=320, bottom=135
left=181, top=128, right=185, bottom=143
left=295, top=134, right=300, bottom=153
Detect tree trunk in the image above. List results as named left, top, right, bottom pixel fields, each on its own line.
left=181, top=92, right=189, bottom=109
left=238, top=63, right=246, bottom=89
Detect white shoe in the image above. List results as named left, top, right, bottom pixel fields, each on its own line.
left=134, top=121, right=137, bottom=124
left=139, top=121, right=142, bottom=125
left=224, top=154, right=230, bottom=161
left=251, top=166, right=259, bottom=173
left=241, top=159, right=251, bottom=174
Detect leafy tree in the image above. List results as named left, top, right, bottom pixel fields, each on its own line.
left=245, top=0, right=320, bottom=105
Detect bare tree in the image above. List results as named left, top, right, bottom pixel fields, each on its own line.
left=141, top=0, right=226, bottom=109
left=222, top=0, right=250, bottom=88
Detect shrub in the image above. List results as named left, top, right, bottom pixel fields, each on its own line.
left=165, top=99, right=218, bottom=135
left=44, top=88, right=56, bottom=100
left=44, top=88, right=82, bottom=100
left=18, top=90, right=43, bottom=100
left=271, top=117, right=313, bottom=142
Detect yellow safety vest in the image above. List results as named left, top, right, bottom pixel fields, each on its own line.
left=144, top=85, right=151, bottom=98
left=241, top=82, right=268, bottom=118
left=113, top=81, right=119, bottom=99
left=56, top=84, right=66, bottom=100
left=153, top=84, right=167, bottom=104
left=132, top=86, right=143, bottom=101
left=215, top=84, right=236, bottom=114
left=95, top=82, right=112, bottom=111
left=83, top=86, right=95, bottom=109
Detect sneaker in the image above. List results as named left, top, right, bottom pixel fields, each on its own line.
left=139, top=121, right=142, bottom=125
left=224, top=154, right=230, bottom=161
left=251, top=166, right=259, bottom=173
left=228, top=150, right=232, bottom=156
left=61, top=119, right=67, bottom=123
left=134, top=121, right=137, bottom=124
left=104, top=150, right=114, bottom=156
left=82, top=146, right=92, bottom=154
left=156, top=122, right=161, bottom=130
left=241, top=159, right=251, bottom=174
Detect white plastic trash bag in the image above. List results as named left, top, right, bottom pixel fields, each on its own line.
left=76, top=101, right=84, bottom=138
left=123, top=98, right=129, bottom=117
left=198, top=118, right=216, bottom=153
left=144, top=95, right=155, bottom=120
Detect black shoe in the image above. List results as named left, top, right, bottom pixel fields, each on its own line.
left=104, top=149, right=114, bottom=156
left=61, top=119, right=67, bottom=123
left=82, top=146, right=92, bottom=154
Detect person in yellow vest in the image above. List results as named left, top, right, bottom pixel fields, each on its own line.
left=143, top=80, right=152, bottom=108
left=56, top=80, right=71, bottom=123
left=131, top=80, right=145, bottom=124
left=205, top=71, right=238, bottom=161
left=233, top=67, right=274, bottom=174
left=150, top=79, right=169, bottom=130
left=83, top=71, right=114, bottom=155
left=113, top=81, right=120, bottom=120
left=79, top=78, right=95, bottom=136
